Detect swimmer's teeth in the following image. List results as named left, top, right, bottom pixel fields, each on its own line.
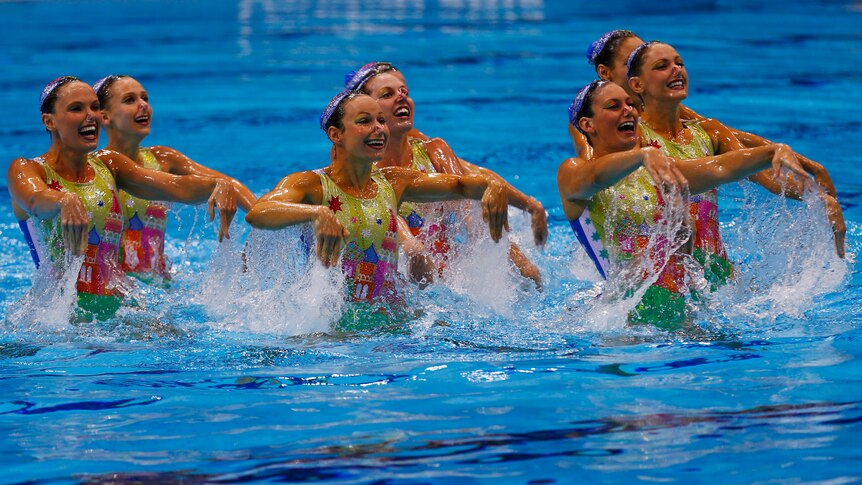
left=619, top=122, right=635, bottom=131
left=80, top=126, right=96, bottom=136
left=395, top=107, right=409, bottom=116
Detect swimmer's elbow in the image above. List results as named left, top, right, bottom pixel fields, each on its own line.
left=245, top=207, right=265, bottom=228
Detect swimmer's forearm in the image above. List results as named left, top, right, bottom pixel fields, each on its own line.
left=19, top=188, right=70, bottom=220
left=682, top=145, right=782, bottom=194
left=732, top=129, right=836, bottom=197
left=231, top=179, right=257, bottom=212
left=468, top=163, right=540, bottom=213
left=245, top=201, right=322, bottom=229
left=591, top=149, right=650, bottom=188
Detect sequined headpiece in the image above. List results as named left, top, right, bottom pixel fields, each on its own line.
left=626, top=41, right=662, bottom=79
left=343, top=62, right=397, bottom=91
left=586, top=30, right=629, bottom=66
left=39, top=76, right=80, bottom=113
left=320, top=90, right=362, bottom=131
left=92, top=75, right=120, bottom=96
left=568, top=80, right=610, bottom=134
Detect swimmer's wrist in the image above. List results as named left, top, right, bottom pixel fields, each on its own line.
left=526, top=196, right=543, bottom=215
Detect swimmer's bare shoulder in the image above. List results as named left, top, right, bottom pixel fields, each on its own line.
left=264, top=170, right=324, bottom=205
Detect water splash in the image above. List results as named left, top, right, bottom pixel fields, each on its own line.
left=582, top=184, right=693, bottom=332
left=4, top=252, right=80, bottom=333
left=710, top=182, right=849, bottom=330
left=194, top=225, right=345, bottom=335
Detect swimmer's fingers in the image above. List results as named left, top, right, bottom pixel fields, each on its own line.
left=209, top=180, right=237, bottom=242
left=314, top=208, right=347, bottom=267
left=824, top=195, right=846, bottom=258
left=526, top=197, right=548, bottom=246
left=772, top=144, right=811, bottom=188
left=532, top=208, right=549, bottom=246
left=482, top=181, right=507, bottom=242
left=60, top=193, right=89, bottom=256
left=642, top=148, right=683, bottom=189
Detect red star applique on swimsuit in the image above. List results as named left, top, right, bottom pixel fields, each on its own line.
left=648, top=140, right=662, bottom=150
left=328, top=196, right=343, bottom=212
left=47, top=180, right=63, bottom=191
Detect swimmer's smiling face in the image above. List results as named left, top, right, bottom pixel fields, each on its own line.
left=42, top=81, right=101, bottom=152
left=601, top=35, right=644, bottom=92
left=579, top=83, right=639, bottom=153
left=100, top=77, right=152, bottom=140
left=363, top=71, right=414, bottom=136
left=629, top=43, right=688, bottom=103
left=333, top=95, right=389, bottom=163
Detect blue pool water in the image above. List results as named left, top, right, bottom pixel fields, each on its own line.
left=1, top=0, right=861, bottom=483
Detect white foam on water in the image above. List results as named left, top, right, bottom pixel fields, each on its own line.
left=4, top=252, right=81, bottom=332
left=438, top=205, right=536, bottom=319
left=194, top=225, right=345, bottom=335
left=711, top=183, right=849, bottom=330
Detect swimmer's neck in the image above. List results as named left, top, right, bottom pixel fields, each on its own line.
left=44, top=144, right=91, bottom=180
left=640, top=99, right=685, bottom=139
left=330, top=147, right=375, bottom=189
left=105, top=134, right=144, bottom=165
left=378, top=129, right=412, bottom=168
left=589, top=140, right=639, bottom=160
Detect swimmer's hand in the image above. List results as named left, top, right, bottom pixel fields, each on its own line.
left=527, top=197, right=549, bottom=246
left=208, top=179, right=238, bottom=242
left=824, top=195, right=846, bottom=259
left=641, top=147, right=688, bottom=191
left=481, top=179, right=508, bottom=242
left=314, top=207, right=349, bottom=267
left=771, top=143, right=811, bottom=190
left=59, top=192, right=90, bottom=256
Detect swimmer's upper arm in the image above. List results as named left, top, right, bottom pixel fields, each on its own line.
left=701, top=118, right=744, bottom=154
left=259, top=171, right=322, bottom=205
left=7, top=158, right=48, bottom=210
left=679, top=104, right=705, bottom=122
left=557, top=156, right=599, bottom=201
left=424, top=138, right=465, bottom=175
left=150, top=146, right=257, bottom=211
left=381, top=166, right=432, bottom=202
left=6, top=158, right=76, bottom=221
left=569, top=125, right=593, bottom=159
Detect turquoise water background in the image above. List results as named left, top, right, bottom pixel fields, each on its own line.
left=1, top=0, right=861, bottom=483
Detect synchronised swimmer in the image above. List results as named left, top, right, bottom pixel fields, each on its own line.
left=5, top=33, right=846, bottom=326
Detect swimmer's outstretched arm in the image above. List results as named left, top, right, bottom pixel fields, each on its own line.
left=383, top=166, right=509, bottom=242
left=459, top=159, right=549, bottom=246
left=680, top=105, right=836, bottom=197
left=423, top=136, right=548, bottom=245
left=7, top=158, right=90, bottom=255
left=245, top=172, right=348, bottom=267
left=679, top=143, right=807, bottom=194
left=557, top=147, right=686, bottom=204
left=149, top=145, right=257, bottom=211
left=97, top=150, right=238, bottom=242
left=679, top=141, right=845, bottom=258
left=699, top=119, right=845, bottom=257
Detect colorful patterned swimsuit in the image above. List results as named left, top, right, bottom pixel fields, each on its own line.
left=573, top=166, right=688, bottom=324
left=639, top=121, right=733, bottom=289
left=397, top=138, right=455, bottom=273
left=18, top=155, right=125, bottom=317
left=118, top=148, right=169, bottom=277
left=316, top=168, right=400, bottom=302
